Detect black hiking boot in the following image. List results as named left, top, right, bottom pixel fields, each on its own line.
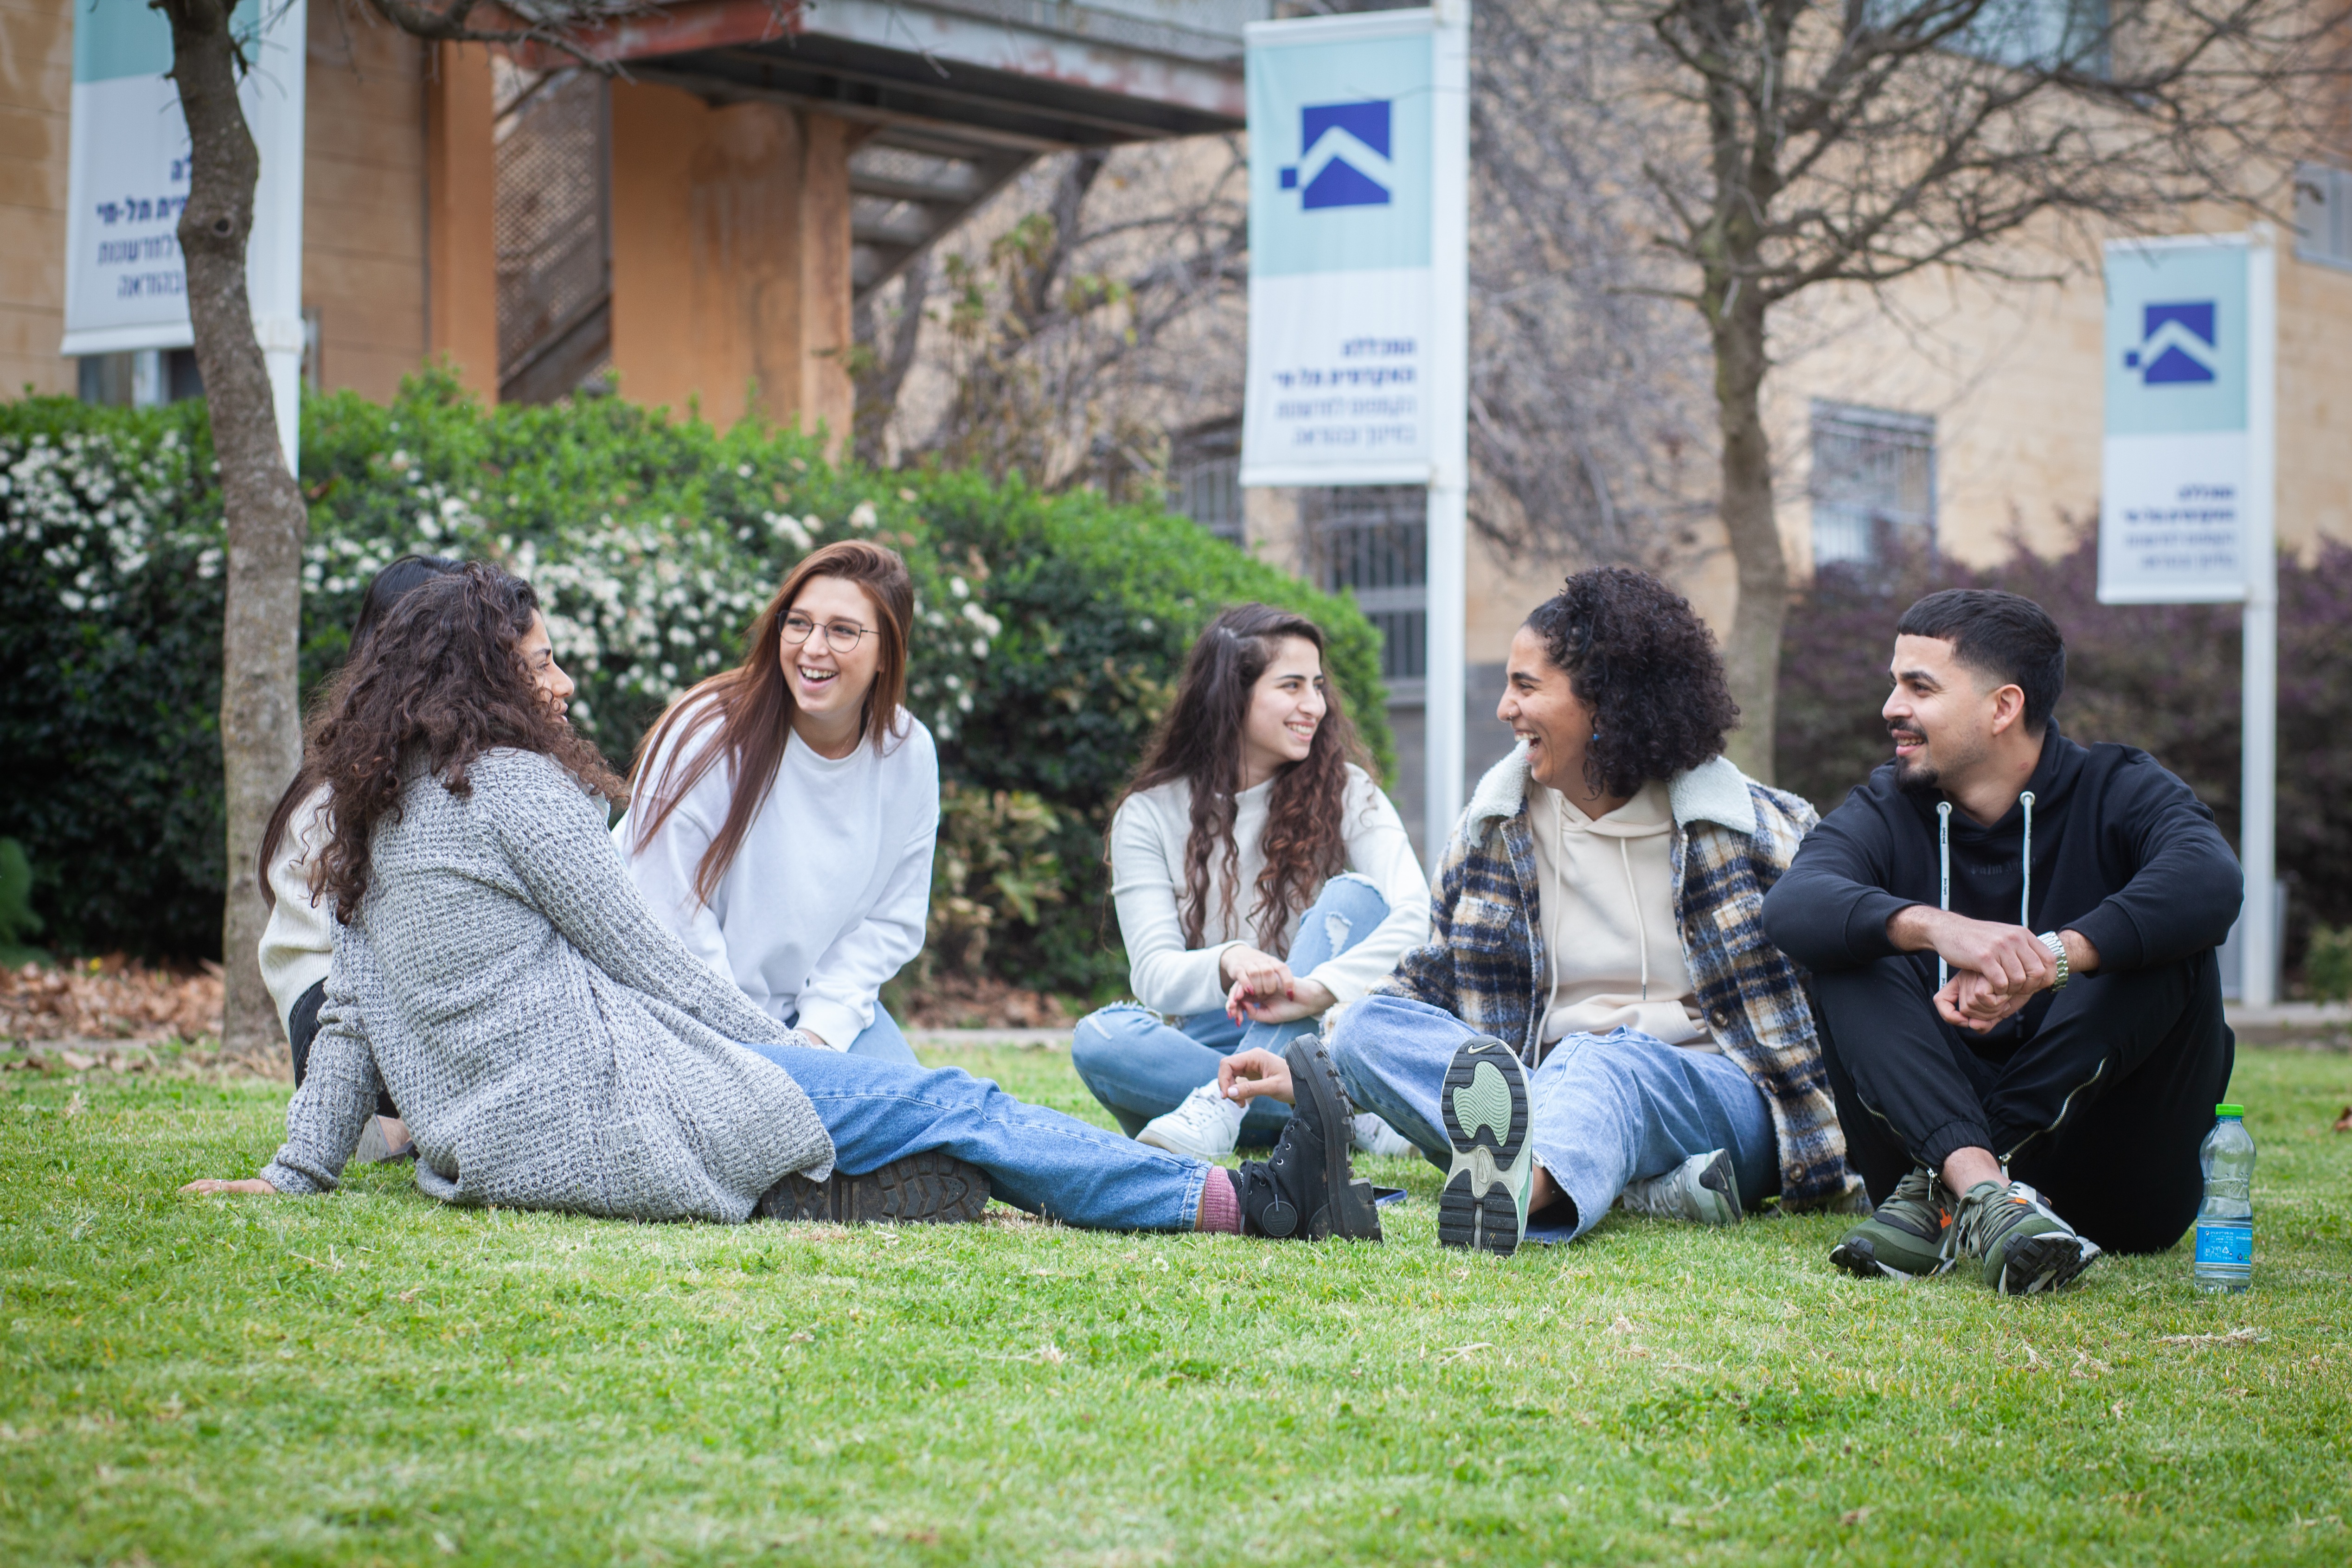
left=1233, top=1037, right=1384, bottom=1242
left=760, top=1151, right=990, bottom=1225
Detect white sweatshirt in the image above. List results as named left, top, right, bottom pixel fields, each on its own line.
left=258, top=784, right=334, bottom=1039
left=1527, top=778, right=1715, bottom=1050
left=614, top=704, right=940, bottom=1049
left=1109, top=764, right=1430, bottom=1018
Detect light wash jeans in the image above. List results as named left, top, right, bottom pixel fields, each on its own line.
left=1327, top=993, right=1781, bottom=1241
left=792, top=1006, right=918, bottom=1067
left=1071, top=873, right=1391, bottom=1147
left=741, top=1040, right=1207, bottom=1231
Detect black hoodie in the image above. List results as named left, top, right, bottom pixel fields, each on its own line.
left=1761, top=723, right=2243, bottom=975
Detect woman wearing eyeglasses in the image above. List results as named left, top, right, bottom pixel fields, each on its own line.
left=615, top=539, right=937, bottom=1065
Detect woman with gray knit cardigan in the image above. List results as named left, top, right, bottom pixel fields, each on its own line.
left=183, top=563, right=1378, bottom=1241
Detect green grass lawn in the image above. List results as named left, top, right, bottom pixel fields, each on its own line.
left=2, top=1042, right=2348, bottom=1567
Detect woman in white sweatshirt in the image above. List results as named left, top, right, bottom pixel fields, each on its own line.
left=256, top=553, right=461, bottom=1164
left=1071, top=603, right=1431, bottom=1160
left=615, top=539, right=936, bottom=1064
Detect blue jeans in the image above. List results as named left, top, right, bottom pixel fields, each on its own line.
left=783, top=1006, right=919, bottom=1066
left=1328, top=994, right=1781, bottom=1240
left=1071, top=873, right=1391, bottom=1147
left=741, top=1041, right=1207, bottom=1231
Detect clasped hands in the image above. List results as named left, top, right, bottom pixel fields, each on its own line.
left=1218, top=944, right=1333, bottom=1027
left=1889, top=906, right=2098, bottom=1033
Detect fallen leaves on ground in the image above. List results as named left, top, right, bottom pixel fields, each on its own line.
left=1, top=958, right=222, bottom=1045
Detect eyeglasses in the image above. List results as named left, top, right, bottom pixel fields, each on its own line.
left=781, top=614, right=877, bottom=655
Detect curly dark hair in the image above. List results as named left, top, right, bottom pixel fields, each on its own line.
left=1524, top=566, right=1740, bottom=798
left=1113, top=603, right=1371, bottom=956
left=306, top=562, right=625, bottom=921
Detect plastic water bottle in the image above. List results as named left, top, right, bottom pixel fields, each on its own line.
left=2192, top=1103, right=2254, bottom=1293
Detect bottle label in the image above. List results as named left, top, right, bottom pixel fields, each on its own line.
left=2195, top=1223, right=2252, bottom=1267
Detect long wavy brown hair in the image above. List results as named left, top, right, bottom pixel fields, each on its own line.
left=1113, top=603, right=1368, bottom=956
left=256, top=553, right=462, bottom=907
left=305, top=563, right=625, bottom=921
left=625, top=539, right=915, bottom=906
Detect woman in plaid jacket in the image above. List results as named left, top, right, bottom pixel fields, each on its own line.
left=1298, top=569, right=1859, bottom=1256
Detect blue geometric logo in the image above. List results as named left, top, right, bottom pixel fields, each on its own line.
left=1278, top=100, right=1391, bottom=210
left=2122, top=301, right=2217, bottom=385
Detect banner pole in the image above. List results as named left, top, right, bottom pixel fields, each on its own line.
left=1423, top=0, right=1471, bottom=857
left=2240, top=230, right=2278, bottom=1007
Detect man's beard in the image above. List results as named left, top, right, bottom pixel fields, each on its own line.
left=1891, top=730, right=1942, bottom=796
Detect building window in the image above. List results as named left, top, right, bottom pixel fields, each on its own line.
left=1809, top=401, right=1936, bottom=568
left=1308, top=485, right=1426, bottom=683
left=78, top=348, right=202, bottom=408
left=2295, top=162, right=2352, bottom=272
left=1168, top=423, right=1243, bottom=545
left=1942, top=0, right=2111, bottom=76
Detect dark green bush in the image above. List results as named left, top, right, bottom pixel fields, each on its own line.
left=0, top=373, right=1389, bottom=996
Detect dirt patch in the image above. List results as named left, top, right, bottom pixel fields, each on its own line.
left=896, top=972, right=1074, bottom=1031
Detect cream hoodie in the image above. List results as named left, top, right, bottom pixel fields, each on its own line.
left=1528, top=778, right=1716, bottom=1050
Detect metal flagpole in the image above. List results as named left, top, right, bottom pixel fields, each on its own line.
left=2240, top=230, right=2278, bottom=1007
left=1423, top=0, right=1471, bottom=857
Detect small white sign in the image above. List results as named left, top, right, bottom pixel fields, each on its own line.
left=61, top=0, right=305, bottom=361
left=2097, top=238, right=2264, bottom=604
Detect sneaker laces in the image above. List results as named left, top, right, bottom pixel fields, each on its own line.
left=1877, top=1166, right=1958, bottom=1260
left=1954, top=1179, right=2070, bottom=1260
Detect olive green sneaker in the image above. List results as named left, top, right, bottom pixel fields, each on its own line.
left=1828, top=1166, right=1955, bottom=1280
left=1953, top=1179, right=2101, bottom=1294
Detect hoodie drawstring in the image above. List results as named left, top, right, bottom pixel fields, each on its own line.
left=1619, top=837, right=1649, bottom=1001
left=1936, top=791, right=2037, bottom=992
left=1936, top=802, right=1952, bottom=990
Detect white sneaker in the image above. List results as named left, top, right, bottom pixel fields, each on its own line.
left=1136, top=1082, right=1246, bottom=1160
left=350, top=1115, right=415, bottom=1166
left=1350, top=1112, right=1416, bottom=1158
left=1617, top=1148, right=1743, bottom=1225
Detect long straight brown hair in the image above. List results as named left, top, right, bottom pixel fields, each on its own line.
left=1112, top=603, right=1368, bottom=956
left=627, top=539, right=914, bottom=905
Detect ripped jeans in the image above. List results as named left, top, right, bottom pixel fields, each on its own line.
left=1070, top=874, right=1391, bottom=1147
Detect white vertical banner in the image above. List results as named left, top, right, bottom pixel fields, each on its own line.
left=61, top=0, right=307, bottom=471
left=1241, top=3, right=1470, bottom=853
left=2098, top=232, right=2277, bottom=1004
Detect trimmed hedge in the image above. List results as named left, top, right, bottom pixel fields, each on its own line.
left=1, top=372, right=1391, bottom=996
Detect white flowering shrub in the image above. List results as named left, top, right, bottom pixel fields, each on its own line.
left=3, top=374, right=1388, bottom=995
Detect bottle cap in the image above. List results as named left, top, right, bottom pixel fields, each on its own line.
left=2215, top=1103, right=2244, bottom=1117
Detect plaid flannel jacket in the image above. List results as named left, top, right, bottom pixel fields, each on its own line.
left=1372, top=747, right=1858, bottom=1209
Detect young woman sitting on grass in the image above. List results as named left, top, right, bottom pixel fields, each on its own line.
left=254, top=552, right=461, bottom=1165
left=183, top=563, right=1380, bottom=1242
left=1070, top=603, right=1430, bottom=1163
left=615, top=540, right=935, bottom=1065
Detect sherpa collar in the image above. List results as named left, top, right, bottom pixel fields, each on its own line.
left=1460, top=742, right=1757, bottom=841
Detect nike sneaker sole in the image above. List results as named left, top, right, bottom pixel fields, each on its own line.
left=1992, top=1231, right=2102, bottom=1295
left=762, top=1151, right=990, bottom=1225
left=1283, top=1037, right=1384, bottom=1242
left=1437, top=1037, right=1532, bottom=1256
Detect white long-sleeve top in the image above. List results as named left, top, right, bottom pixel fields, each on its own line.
left=258, top=783, right=335, bottom=1039
left=612, top=704, right=939, bottom=1050
left=1109, top=764, right=1429, bottom=1018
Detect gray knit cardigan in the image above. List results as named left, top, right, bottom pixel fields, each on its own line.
left=261, top=749, right=836, bottom=1221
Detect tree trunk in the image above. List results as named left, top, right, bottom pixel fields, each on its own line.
left=1710, top=285, right=1787, bottom=785
left=165, top=0, right=306, bottom=1066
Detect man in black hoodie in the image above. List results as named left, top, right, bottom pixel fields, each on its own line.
left=1761, top=589, right=2239, bottom=1295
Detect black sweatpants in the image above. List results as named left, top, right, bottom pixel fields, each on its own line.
left=1811, top=948, right=2233, bottom=1254
left=288, top=979, right=400, bottom=1120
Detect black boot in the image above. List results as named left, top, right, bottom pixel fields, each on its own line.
left=1234, top=1037, right=1384, bottom=1242
left=760, top=1151, right=990, bottom=1224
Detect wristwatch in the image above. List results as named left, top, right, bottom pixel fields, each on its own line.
left=2037, top=931, right=2070, bottom=991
